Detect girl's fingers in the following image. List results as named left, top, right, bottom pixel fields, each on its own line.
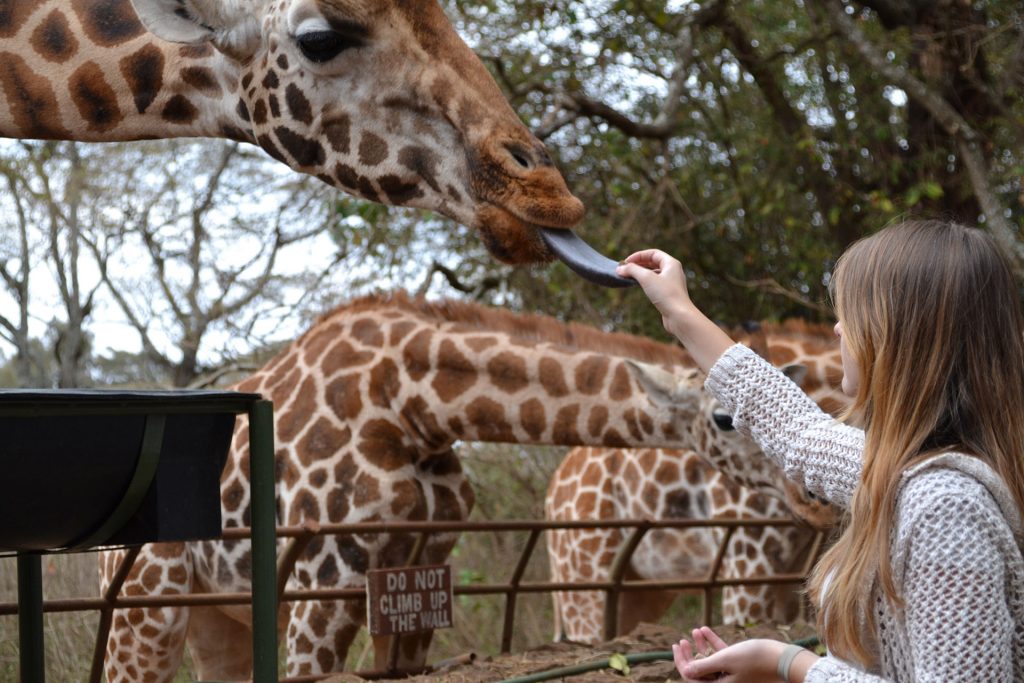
left=701, top=626, right=729, bottom=651
left=672, top=639, right=698, bottom=679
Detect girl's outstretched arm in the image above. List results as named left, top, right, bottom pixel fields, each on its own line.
left=616, top=250, right=734, bottom=373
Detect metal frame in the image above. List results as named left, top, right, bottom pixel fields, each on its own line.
left=1, top=394, right=277, bottom=683
left=2, top=515, right=823, bottom=682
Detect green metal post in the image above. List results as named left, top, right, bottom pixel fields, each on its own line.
left=249, top=399, right=277, bottom=682
left=17, top=553, right=44, bottom=683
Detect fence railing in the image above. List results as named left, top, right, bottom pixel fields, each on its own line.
left=0, top=517, right=825, bottom=682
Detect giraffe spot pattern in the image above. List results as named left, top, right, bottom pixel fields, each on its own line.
left=301, top=324, right=339, bottom=365
left=323, top=115, right=351, bottom=153
left=552, top=405, right=581, bottom=443
left=222, top=478, right=245, bottom=512
left=368, top=357, right=400, bottom=408
left=31, top=9, right=77, bottom=63
left=434, top=339, right=476, bottom=401
left=275, top=125, right=325, bottom=166
left=118, top=44, right=164, bottom=114
left=179, top=43, right=213, bottom=58
left=358, top=131, right=388, bottom=166
left=278, top=376, right=318, bottom=441
left=161, top=94, right=198, bottom=124
left=285, top=83, right=313, bottom=125
left=465, top=396, right=514, bottom=441
left=574, top=355, right=609, bottom=395
left=539, top=357, right=569, bottom=397
left=464, top=335, right=497, bottom=352
left=70, top=61, right=124, bottom=132
left=296, top=417, right=351, bottom=467
left=354, top=471, right=382, bottom=507
left=351, top=318, right=384, bottom=347
left=73, top=0, right=146, bottom=47
left=378, top=174, right=423, bottom=204
left=326, top=374, right=362, bottom=422
left=180, top=66, right=220, bottom=95
left=337, top=536, right=369, bottom=573
left=322, top=339, right=373, bottom=376
left=358, top=418, right=417, bottom=470
left=398, top=145, right=441, bottom=192
left=0, top=1, right=36, bottom=38
left=0, top=53, right=70, bottom=138
left=586, top=405, right=609, bottom=437
left=257, top=133, right=286, bottom=163
left=608, top=363, right=632, bottom=400
left=432, top=483, right=462, bottom=520
left=486, top=350, right=529, bottom=394
left=289, top=489, right=320, bottom=524
left=519, top=397, right=546, bottom=441
left=253, top=99, right=268, bottom=124
left=402, top=329, right=433, bottom=381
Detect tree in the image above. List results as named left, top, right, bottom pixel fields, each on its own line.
left=442, top=0, right=1022, bottom=336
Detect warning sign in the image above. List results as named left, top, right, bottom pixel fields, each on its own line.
left=366, top=564, right=454, bottom=636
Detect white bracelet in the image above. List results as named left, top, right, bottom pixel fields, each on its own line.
left=776, top=643, right=806, bottom=682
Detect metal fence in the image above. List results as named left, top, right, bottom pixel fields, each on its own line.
left=0, top=517, right=825, bottom=682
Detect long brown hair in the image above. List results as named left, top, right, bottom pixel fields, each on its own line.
left=807, top=220, right=1024, bottom=667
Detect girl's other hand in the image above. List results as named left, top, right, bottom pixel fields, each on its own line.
left=672, top=626, right=788, bottom=682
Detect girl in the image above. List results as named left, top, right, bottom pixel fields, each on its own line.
left=615, top=220, right=1024, bottom=682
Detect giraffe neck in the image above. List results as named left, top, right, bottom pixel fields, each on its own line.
left=412, top=348, right=689, bottom=452
left=0, top=1, right=248, bottom=143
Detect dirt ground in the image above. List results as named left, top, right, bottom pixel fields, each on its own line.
left=323, top=621, right=818, bottom=682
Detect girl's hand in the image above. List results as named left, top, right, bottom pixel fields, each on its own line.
left=616, top=250, right=735, bottom=374
left=615, top=249, right=694, bottom=321
left=672, top=626, right=788, bottom=682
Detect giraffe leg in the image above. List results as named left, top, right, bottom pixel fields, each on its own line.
left=100, top=544, right=191, bottom=683
left=286, top=597, right=363, bottom=676
left=185, top=606, right=253, bottom=681
left=614, top=586, right=676, bottom=638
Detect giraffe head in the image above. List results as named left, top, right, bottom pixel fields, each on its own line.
left=130, top=0, right=585, bottom=264
left=629, top=358, right=841, bottom=531
left=698, top=368, right=841, bottom=531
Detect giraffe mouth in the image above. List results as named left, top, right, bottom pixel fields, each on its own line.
left=538, top=228, right=636, bottom=288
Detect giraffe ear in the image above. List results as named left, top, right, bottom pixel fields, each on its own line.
left=130, top=0, right=214, bottom=44
left=624, top=360, right=690, bottom=406
left=781, top=363, right=809, bottom=387
left=130, top=0, right=260, bottom=58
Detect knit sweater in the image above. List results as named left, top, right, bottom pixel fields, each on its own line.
left=704, top=344, right=1024, bottom=682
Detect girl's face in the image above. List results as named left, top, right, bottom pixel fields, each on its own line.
left=835, top=321, right=859, bottom=397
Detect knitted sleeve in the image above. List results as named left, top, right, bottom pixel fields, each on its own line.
left=704, top=344, right=864, bottom=509
left=896, top=474, right=1016, bottom=680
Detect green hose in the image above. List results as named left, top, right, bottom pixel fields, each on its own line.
left=497, top=651, right=673, bottom=683
left=496, top=635, right=821, bottom=683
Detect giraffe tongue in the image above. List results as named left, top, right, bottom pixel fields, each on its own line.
left=539, top=228, right=636, bottom=288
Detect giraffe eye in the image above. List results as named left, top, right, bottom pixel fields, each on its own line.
left=711, top=412, right=734, bottom=431
left=297, top=30, right=363, bottom=63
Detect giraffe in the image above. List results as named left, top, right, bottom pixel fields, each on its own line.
left=97, top=294, right=843, bottom=681
left=0, top=0, right=588, bottom=266
left=545, top=322, right=850, bottom=644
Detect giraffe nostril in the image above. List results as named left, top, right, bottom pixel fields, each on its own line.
left=503, top=142, right=535, bottom=171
